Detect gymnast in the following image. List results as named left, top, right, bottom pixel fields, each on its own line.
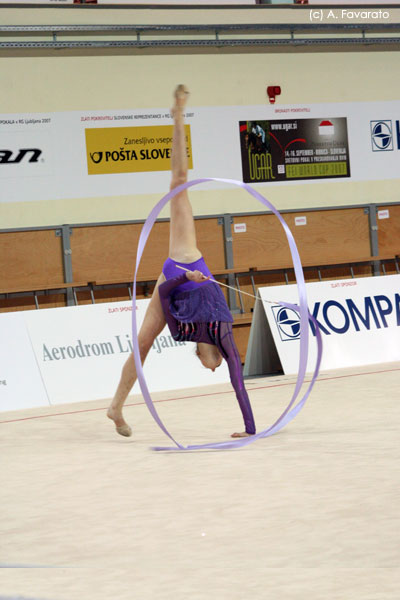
left=107, top=85, right=256, bottom=439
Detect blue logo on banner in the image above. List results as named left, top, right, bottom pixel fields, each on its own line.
left=272, top=306, right=301, bottom=341
left=370, top=120, right=393, bottom=151
left=271, top=293, right=400, bottom=341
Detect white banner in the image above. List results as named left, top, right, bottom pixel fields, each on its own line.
left=24, top=299, right=230, bottom=406
left=245, top=274, right=400, bottom=375
left=1, top=100, right=400, bottom=204
left=0, top=312, right=49, bottom=412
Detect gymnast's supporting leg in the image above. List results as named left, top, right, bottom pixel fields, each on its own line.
left=107, top=273, right=166, bottom=436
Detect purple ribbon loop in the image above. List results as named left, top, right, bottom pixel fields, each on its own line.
left=131, top=178, right=323, bottom=451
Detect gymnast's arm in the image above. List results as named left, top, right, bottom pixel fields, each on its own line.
left=158, top=273, right=188, bottom=338
left=215, top=322, right=256, bottom=435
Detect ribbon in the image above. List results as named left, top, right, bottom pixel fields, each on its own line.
left=131, top=178, right=323, bottom=451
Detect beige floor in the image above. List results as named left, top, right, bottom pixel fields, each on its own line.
left=0, top=363, right=399, bottom=600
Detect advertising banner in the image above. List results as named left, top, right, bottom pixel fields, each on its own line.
left=24, top=299, right=230, bottom=406
left=245, top=274, right=400, bottom=376
left=239, top=117, right=350, bottom=183
left=85, top=125, right=192, bottom=176
left=0, top=312, right=49, bottom=413
left=0, top=124, right=54, bottom=180
left=1, top=100, right=400, bottom=205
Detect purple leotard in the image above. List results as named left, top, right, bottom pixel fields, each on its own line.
left=162, top=256, right=213, bottom=293
left=159, top=262, right=256, bottom=435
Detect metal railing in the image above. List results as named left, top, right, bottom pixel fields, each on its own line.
left=1, top=22, right=400, bottom=50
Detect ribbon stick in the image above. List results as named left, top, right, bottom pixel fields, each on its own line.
left=175, top=264, right=279, bottom=304
left=131, top=178, right=323, bottom=451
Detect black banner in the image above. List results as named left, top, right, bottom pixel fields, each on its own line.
left=239, top=117, right=350, bottom=183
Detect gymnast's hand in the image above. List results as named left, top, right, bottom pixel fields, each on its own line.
left=185, top=270, right=211, bottom=283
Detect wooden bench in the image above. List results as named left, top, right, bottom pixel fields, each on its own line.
left=88, top=268, right=246, bottom=303
left=87, top=275, right=159, bottom=303
left=86, top=254, right=399, bottom=310
left=227, top=254, right=399, bottom=313
left=0, top=282, right=89, bottom=309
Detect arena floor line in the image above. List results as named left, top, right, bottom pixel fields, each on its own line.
left=0, top=363, right=399, bottom=600
left=1, top=363, right=399, bottom=426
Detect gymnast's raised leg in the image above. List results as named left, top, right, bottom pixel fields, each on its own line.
left=107, top=85, right=197, bottom=436
left=166, top=86, right=223, bottom=371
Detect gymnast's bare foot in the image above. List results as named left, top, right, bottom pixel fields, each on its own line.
left=171, top=84, right=189, bottom=116
left=107, top=406, right=132, bottom=437
left=231, top=431, right=253, bottom=438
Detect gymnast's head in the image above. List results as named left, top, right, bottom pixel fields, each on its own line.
left=196, top=342, right=223, bottom=372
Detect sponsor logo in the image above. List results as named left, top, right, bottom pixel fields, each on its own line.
left=90, top=152, right=103, bottom=164
left=85, top=125, right=192, bottom=175
left=309, top=294, right=400, bottom=336
left=272, top=293, right=400, bottom=341
left=370, top=120, right=393, bottom=151
left=271, top=306, right=301, bottom=341
left=0, top=148, right=42, bottom=164
left=41, top=334, right=185, bottom=361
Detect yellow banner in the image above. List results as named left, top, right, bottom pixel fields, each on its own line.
left=85, top=125, right=193, bottom=175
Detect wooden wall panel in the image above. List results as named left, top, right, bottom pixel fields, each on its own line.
left=232, top=208, right=371, bottom=269
left=70, top=217, right=225, bottom=283
left=232, top=214, right=291, bottom=268
left=2, top=204, right=396, bottom=315
left=377, top=205, right=400, bottom=257
left=194, top=219, right=226, bottom=272
left=70, top=222, right=166, bottom=282
left=0, top=229, right=64, bottom=289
